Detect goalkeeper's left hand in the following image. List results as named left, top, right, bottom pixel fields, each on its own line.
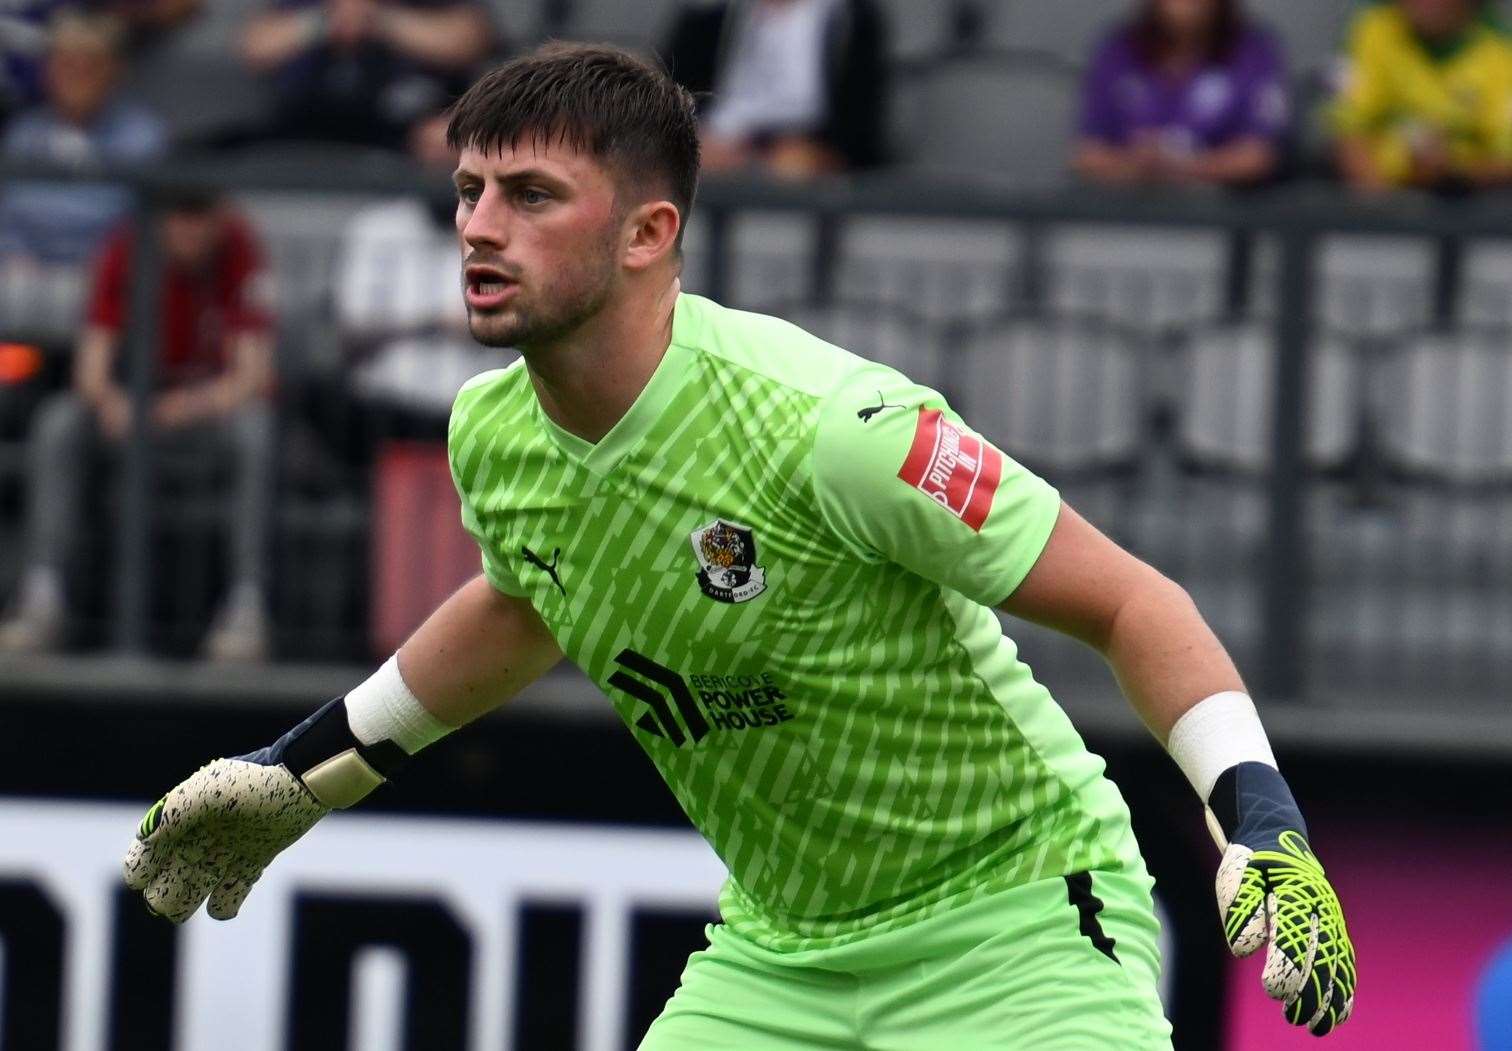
left=1208, top=762, right=1357, bottom=1037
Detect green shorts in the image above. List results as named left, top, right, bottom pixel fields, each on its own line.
left=640, top=866, right=1173, bottom=1050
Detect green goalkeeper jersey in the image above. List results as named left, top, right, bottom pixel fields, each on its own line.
left=449, top=293, right=1142, bottom=951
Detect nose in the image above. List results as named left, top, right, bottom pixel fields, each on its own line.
left=461, top=187, right=508, bottom=253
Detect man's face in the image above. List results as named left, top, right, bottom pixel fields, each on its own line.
left=46, top=36, right=118, bottom=124
left=160, top=209, right=221, bottom=268
left=453, top=139, right=625, bottom=350
left=1402, top=0, right=1474, bottom=38
left=1155, top=0, right=1215, bottom=37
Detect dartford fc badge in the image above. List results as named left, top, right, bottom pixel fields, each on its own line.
left=690, top=518, right=767, bottom=603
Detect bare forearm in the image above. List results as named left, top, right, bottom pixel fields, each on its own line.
left=397, top=574, right=562, bottom=729
left=242, top=9, right=322, bottom=70
left=1180, top=139, right=1277, bottom=185
left=73, top=327, right=121, bottom=405
left=1072, top=142, right=1147, bottom=184
left=1336, top=136, right=1390, bottom=191
left=373, top=5, right=491, bottom=68
left=1101, top=576, right=1245, bottom=742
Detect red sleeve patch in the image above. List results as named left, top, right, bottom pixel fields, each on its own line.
left=897, top=408, right=1002, bottom=532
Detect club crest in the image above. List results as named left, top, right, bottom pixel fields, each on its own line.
left=690, top=518, right=767, bottom=603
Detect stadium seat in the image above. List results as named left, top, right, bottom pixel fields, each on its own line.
left=1176, top=322, right=1361, bottom=473
left=1250, top=234, right=1436, bottom=338
left=686, top=211, right=818, bottom=311
left=1044, top=225, right=1230, bottom=334
left=977, top=0, right=1120, bottom=66
left=487, top=0, right=547, bottom=46
left=765, top=300, right=941, bottom=389
left=875, top=0, right=961, bottom=59
left=891, top=54, right=1079, bottom=187
left=120, top=0, right=271, bottom=143
left=555, top=0, right=679, bottom=48
left=1245, top=0, right=1357, bottom=80
left=1374, top=330, right=1512, bottom=484
left=1457, top=240, right=1512, bottom=328
left=835, top=215, right=1023, bottom=321
left=954, top=315, right=1146, bottom=472
left=234, top=190, right=380, bottom=369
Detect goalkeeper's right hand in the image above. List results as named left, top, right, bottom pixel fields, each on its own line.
left=123, top=697, right=409, bottom=923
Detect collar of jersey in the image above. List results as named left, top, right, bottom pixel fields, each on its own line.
left=531, top=292, right=702, bottom=476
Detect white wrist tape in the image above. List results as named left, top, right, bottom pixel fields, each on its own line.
left=1165, top=691, right=1277, bottom=801
left=344, top=654, right=452, bottom=756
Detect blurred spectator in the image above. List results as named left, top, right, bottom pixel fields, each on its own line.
left=667, top=0, right=888, bottom=178
left=1332, top=0, right=1512, bottom=191
left=1073, top=0, right=1287, bottom=187
left=239, top=0, right=493, bottom=150
left=0, top=0, right=200, bottom=123
left=0, top=12, right=166, bottom=342
left=0, top=193, right=278, bottom=662
left=296, top=111, right=513, bottom=468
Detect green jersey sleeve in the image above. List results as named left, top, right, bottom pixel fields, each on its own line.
left=448, top=374, right=529, bottom=598
left=812, top=365, right=1062, bottom=607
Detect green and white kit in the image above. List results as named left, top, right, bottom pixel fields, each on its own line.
left=449, top=293, right=1170, bottom=1045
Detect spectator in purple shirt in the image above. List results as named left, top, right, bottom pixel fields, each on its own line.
left=1073, top=0, right=1288, bottom=187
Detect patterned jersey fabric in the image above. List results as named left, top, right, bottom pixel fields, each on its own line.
left=448, top=293, right=1142, bottom=951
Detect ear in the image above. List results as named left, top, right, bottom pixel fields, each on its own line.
left=622, top=199, right=682, bottom=272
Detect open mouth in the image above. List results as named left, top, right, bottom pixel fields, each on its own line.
left=465, top=265, right=517, bottom=309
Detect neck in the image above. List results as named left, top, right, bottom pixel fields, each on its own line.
left=525, top=274, right=681, bottom=445
left=1159, top=29, right=1207, bottom=70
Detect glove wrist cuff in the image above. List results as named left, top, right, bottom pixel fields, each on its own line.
left=1208, top=761, right=1308, bottom=852
left=249, top=697, right=411, bottom=809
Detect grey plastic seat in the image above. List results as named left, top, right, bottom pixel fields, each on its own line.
left=1245, top=0, right=1358, bottom=79
left=1375, top=330, right=1512, bottom=484
left=488, top=0, right=547, bottom=45
left=234, top=191, right=379, bottom=375
left=1045, top=225, right=1229, bottom=334
left=835, top=215, right=1023, bottom=321
left=1457, top=240, right=1512, bottom=328
left=556, top=0, right=677, bottom=47
left=1250, top=235, right=1435, bottom=338
left=875, top=0, right=958, bottom=58
left=892, top=56, right=1078, bottom=187
left=120, top=0, right=270, bottom=142
left=980, top=0, right=1120, bottom=65
left=679, top=211, right=817, bottom=310
left=955, top=317, right=1145, bottom=471
left=768, top=301, right=941, bottom=389
left=1177, top=323, right=1360, bottom=472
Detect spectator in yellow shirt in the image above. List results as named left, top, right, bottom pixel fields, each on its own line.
left=1333, top=0, right=1512, bottom=190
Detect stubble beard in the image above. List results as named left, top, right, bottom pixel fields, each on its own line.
left=466, top=233, right=619, bottom=352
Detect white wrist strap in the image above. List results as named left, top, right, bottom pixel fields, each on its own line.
left=345, top=654, right=452, bottom=756
left=1165, top=691, right=1277, bottom=802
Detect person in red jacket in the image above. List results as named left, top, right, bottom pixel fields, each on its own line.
left=0, top=190, right=278, bottom=661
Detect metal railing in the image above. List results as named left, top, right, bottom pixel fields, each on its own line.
left=2, top=154, right=1509, bottom=716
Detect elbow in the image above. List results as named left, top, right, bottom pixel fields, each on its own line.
left=1094, top=568, right=1195, bottom=657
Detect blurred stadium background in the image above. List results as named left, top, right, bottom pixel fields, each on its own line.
left=1, top=0, right=1510, bottom=1048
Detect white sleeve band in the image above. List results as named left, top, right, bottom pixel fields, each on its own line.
left=344, top=654, right=452, bottom=756
left=1165, top=691, right=1278, bottom=802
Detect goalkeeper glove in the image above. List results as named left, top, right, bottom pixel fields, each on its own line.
left=122, top=697, right=409, bottom=923
left=1209, top=761, right=1357, bottom=1037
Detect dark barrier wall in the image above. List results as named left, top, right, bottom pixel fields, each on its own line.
left=3, top=691, right=1506, bottom=1050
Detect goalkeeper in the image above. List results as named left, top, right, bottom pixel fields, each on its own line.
left=125, top=43, right=1355, bottom=1046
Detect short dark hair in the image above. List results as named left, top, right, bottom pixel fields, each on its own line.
left=1130, top=0, right=1243, bottom=65
left=447, top=43, right=700, bottom=243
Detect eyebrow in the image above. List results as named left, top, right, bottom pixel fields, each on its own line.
left=452, top=167, right=561, bottom=188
